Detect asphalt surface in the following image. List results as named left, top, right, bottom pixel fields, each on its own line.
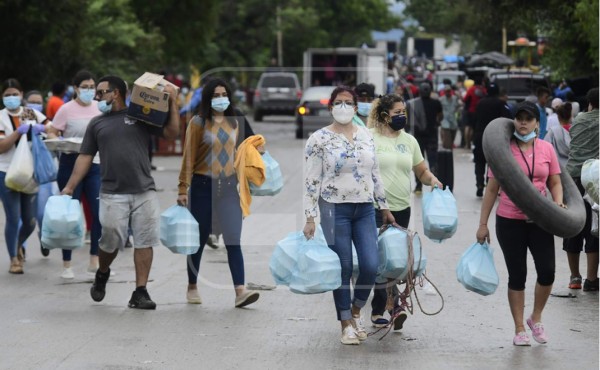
left=0, top=116, right=598, bottom=370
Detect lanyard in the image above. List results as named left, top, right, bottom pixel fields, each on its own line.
left=517, top=140, right=535, bottom=182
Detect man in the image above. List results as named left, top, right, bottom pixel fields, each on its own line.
left=564, top=87, right=599, bottom=291
left=353, top=83, right=375, bottom=127
left=62, top=75, right=179, bottom=309
left=463, top=78, right=486, bottom=149
left=473, top=83, right=512, bottom=197
left=536, top=87, right=551, bottom=139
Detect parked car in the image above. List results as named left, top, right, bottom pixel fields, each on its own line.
left=253, top=72, right=302, bottom=121
left=295, top=86, right=336, bottom=139
left=489, top=71, right=550, bottom=105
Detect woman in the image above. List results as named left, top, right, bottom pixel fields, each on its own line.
left=367, top=93, right=442, bottom=331
left=303, top=86, right=395, bottom=345
left=544, top=102, right=571, bottom=168
left=0, top=78, right=47, bottom=274
left=477, top=101, right=564, bottom=346
left=47, top=70, right=102, bottom=279
left=177, top=77, right=259, bottom=308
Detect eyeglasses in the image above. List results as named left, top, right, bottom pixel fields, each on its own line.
left=332, top=101, right=355, bottom=107
left=79, top=85, right=95, bottom=90
left=95, top=89, right=114, bottom=98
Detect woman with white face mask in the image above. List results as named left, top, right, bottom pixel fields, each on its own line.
left=46, top=70, right=102, bottom=280
left=477, top=101, right=565, bottom=346
left=177, top=77, right=260, bottom=308
left=303, top=86, right=395, bottom=345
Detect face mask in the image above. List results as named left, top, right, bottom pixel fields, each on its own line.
left=389, top=114, right=407, bottom=131
left=3, top=96, right=22, bottom=110
left=181, top=87, right=190, bottom=96
left=67, top=86, right=74, bottom=95
left=98, top=100, right=113, bottom=113
left=27, top=103, right=43, bottom=112
left=78, top=89, right=95, bottom=104
left=513, top=130, right=536, bottom=142
left=331, top=104, right=355, bottom=124
left=211, top=97, right=230, bottom=112
left=357, top=102, right=372, bottom=117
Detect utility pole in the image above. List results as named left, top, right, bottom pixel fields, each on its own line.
left=277, top=5, right=283, bottom=67
left=502, top=25, right=507, bottom=55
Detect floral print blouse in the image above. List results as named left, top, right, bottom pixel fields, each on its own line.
left=304, top=126, right=389, bottom=218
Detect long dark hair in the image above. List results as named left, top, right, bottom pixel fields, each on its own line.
left=328, top=85, right=357, bottom=108
left=200, top=77, right=236, bottom=126
left=2, top=78, right=23, bottom=93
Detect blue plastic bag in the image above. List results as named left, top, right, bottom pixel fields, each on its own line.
left=377, top=226, right=427, bottom=280
left=422, top=187, right=458, bottom=242
left=159, top=205, right=200, bottom=255
left=270, top=231, right=304, bottom=285
left=456, top=242, right=499, bottom=296
left=250, top=151, right=283, bottom=196
left=31, top=133, right=57, bottom=184
left=41, top=195, right=84, bottom=250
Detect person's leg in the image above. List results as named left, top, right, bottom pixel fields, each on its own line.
left=97, top=193, right=130, bottom=273
left=17, top=192, right=37, bottom=248
left=426, top=140, right=438, bottom=175
left=82, top=164, right=102, bottom=270
left=527, top=224, right=555, bottom=323
left=216, top=180, right=244, bottom=288
left=130, top=190, right=162, bottom=288
left=81, top=193, right=93, bottom=234
left=187, top=175, right=212, bottom=287
left=473, top=137, right=486, bottom=194
left=0, top=173, right=21, bottom=264
left=351, top=204, right=379, bottom=308
left=134, top=248, right=153, bottom=288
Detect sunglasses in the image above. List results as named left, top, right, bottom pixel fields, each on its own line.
left=95, top=89, right=114, bottom=98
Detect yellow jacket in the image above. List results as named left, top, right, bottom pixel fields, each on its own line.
left=234, top=135, right=266, bottom=216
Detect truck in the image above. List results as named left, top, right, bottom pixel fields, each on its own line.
left=302, top=47, right=388, bottom=95
left=406, top=37, right=445, bottom=59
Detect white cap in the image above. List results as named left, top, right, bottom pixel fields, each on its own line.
left=551, top=97, right=563, bottom=110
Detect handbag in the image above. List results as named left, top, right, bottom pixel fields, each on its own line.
left=456, top=242, right=499, bottom=296
left=5, top=135, right=38, bottom=194
left=31, top=133, right=57, bottom=184
left=159, top=205, right=200, bottom=255
left=422, top=186, right=458, bottom=242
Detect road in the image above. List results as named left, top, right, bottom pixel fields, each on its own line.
left=0, top=116, right=598, bottom=370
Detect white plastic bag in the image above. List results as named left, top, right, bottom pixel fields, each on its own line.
left=581, top=159, right=599, bottom=204
left=5, top=135, right=38, bottom=194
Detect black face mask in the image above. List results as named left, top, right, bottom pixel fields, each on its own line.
left=389, top=114, right=407, bottom=131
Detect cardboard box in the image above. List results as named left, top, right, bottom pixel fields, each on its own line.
left=127, top=72, right=177, bottom=127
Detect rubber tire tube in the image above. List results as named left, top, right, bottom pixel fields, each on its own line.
left=482, top=117, right=585, bottom=238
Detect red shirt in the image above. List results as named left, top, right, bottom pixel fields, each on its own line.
left=464, top=85, right=486, bottom=113
left=46, top=96, right=64, bottom=120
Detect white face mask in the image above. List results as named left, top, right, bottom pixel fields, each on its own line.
left=331, top=104, right=355, bottom=125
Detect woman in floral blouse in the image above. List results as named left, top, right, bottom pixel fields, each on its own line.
left=303, top=86, right=395, bottom=345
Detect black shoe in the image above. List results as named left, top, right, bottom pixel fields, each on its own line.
left=40, top=244, right=50, bottom=257
left=391, top=306, right=408, bottom=331
left=476, top=187, right=484, bottom=197
left=583, top=279, right=599, bottom=292
left=90, top=268, right=110, bottom=302
left=128, top=289, right=157, bottom=309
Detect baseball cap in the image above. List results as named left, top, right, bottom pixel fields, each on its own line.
left=515, top=101, right=540, bottom=121
left=354, top=83, right=375, bottom=98
left=551, top=97, right=563, bottom=110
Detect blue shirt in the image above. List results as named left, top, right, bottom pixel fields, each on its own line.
left=537, top=104, right=547, bottom=139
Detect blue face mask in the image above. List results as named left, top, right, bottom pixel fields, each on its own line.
left=79, top=89, right=95, bottom=105
left=3, top=96, right=22, bottom=110
left=513, top=130, right=537, bottom=142
left=211, top=97, right=230, bottom=112
left=97, top=100, right=112, bottom=114
left=357, top=102, right=372, bottom=116
left=27, top=103, right=43, bottom=112
left=389, top=114, right=407, bottom=131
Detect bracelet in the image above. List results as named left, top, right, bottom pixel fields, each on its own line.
left=306, top=221, right=315, bottom=224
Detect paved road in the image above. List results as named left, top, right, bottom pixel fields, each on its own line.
left=0, top=116, right=598, bottom=370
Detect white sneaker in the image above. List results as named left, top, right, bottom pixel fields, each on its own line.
left=186, top=289, right=203, bottom=304
left=340, top=326, right=360, bottom=345
left=352, top=315, right=368, bottom=341
left=61, top=267, right=75, bottom=279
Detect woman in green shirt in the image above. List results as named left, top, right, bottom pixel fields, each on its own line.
left=367, top=93, right=442, bottom=330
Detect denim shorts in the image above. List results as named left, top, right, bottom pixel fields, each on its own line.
left=98, top=190, right=160, bottom=252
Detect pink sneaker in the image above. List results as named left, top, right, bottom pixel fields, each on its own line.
left=526, top=317, right=548, bottom=344
left=513, top=331, right=531, bottom=346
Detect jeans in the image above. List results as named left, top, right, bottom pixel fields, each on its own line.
left=372, top=208, right=411, bottom=316
left=187, top=174, right=245, bottom=286
left=319, top=199, right=379, bottom=321
left=0, top=171, right=37, bottom=259
left=56, top=154, right=101, bottom=261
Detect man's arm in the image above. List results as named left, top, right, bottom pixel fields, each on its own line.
left=62, top=154, right=94, bottom=195
left=162, top=85, right=180, bottom=140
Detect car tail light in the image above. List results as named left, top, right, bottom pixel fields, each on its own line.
left=319, top=98, right=329, bottom=105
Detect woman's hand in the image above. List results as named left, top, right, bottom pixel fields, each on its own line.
left=430, top=176, right=443, bottom=189
left=303, top=221, right=315, bottom=240
left=381, top=209, right=395, bottom=225
left=555, top=201, right=567, bottom=209
left=476, top=225, right=490, bottom=244
left=177, top=194, right=188, bottom=207
left=257, top=145, right=265, bottom=154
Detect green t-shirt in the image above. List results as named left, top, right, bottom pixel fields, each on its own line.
left=370, top=128, right=424, bottom=211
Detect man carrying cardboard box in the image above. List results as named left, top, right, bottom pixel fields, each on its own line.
left=62, top=75, right=179, bottom=310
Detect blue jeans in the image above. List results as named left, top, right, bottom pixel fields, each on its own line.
left=319, top=199, right=379, bottom=321
left=0, top=172, right=37, bottom=259
left=187, top=175, right=245, bottom=286
left=56, top=154, right=101, bottom=261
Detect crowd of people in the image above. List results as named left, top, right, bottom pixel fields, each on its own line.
left=0, top=69, right=597, bottom=346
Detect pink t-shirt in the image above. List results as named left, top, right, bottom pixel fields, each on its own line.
left=488, top=138, right=561, bottom=220
left=51, top=100, right=99, bottom=139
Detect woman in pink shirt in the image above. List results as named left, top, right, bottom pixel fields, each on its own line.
left=476, top=101, right=565, bottom=347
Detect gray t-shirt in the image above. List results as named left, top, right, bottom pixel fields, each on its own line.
left=80, top=109, right=164, bottom=194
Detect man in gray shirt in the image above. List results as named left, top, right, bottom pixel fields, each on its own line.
left=63, top=75, right=179, bottom=309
